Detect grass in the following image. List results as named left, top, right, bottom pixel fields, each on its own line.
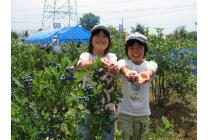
left=150, top=93, right=197, bottom=140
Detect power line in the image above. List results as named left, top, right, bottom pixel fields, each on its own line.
left=12, top=21, right=40, bottom=24
left=11, top=5, right=195, bottom=23
left=12, top=1, right=196, bottom=32
left=12, top=3, right=196, bottom=19
left=11, top=0, right=195, bottom=11
left=100, top=6, right=195, bottom=21
left=77, top=3, right=195, bottom=15
left=76, top=0, right=183, bottom=7
left=12, top=6, right=195, bottom=25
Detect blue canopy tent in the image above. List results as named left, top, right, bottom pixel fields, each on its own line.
left=24, top=25, right=90, bottom=44
left=57, top=25, right=90, bottom=43
left=24, top=28, right=60, bottom=44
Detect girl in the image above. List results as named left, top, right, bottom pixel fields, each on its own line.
left=117, top=32, right=158, bottom=140
left=77, top=24, right=118, bottom=140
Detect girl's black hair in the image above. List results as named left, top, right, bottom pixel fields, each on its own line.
left=88, top=29, right=111, bottom=55
left=125, top=39, right=148, bottom=58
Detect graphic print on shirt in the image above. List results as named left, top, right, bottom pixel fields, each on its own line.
left=130, top=82, right=141, bottom=100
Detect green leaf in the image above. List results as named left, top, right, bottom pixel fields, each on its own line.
left=77, top=69, right=86, bottom=79
left=12, top=77, right=23, bottom=88
left=61, top=57, right=68, bottom=66
left=155, top=126, right=162, bottom=137
left=162, top=116, right=171, bottom=129
left=93, top=56, right=102, bottom=69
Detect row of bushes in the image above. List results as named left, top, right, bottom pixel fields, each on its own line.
left=12, top=27, right=196, bottom=139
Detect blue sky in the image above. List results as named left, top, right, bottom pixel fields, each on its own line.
left=12, top=0, right=197, bottom=34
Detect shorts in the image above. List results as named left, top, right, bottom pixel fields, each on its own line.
left=117, top=113, right=149, bottom=140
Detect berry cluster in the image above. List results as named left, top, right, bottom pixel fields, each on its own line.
left=22, top=75, right=32, bottom=92
left=60, top=75, right=67, bottom=85
left=60, top=67, right=75, bottom=85
left=82, top=85, right=94, bottom=95
left=65, top=66, right=75, bottom=80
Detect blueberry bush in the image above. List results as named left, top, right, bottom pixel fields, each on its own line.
left=11, top=41, right=122, bottom=139
left=12, top=25, right=196, bottom=139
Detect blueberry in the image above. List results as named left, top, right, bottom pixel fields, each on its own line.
left=47, top=131, right=55, bottom=138
left=47, top=61, right=52, bottom=66
left=60, top=75, right=67, bottom=85
left=24, top=108, right=33, bottom=116
left=38, top=131, right=47, bottom=138
left=79, top=96, right=89, bottom=101
left=34, top=115, right=41, bottom=120
left=82, top=85, right=93, bottom=95
left=65, top=66, right=74, bottom=74
left=56, top=64, right=61, bottom=71
left=65, top=66, right=75, bottom=81
left=57, top=119, right=64, bottom=124
left=66, top=75, right=75, bottom=81
left=22, top=75, right=32, bottom=91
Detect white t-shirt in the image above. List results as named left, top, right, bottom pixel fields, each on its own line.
left=77, top=52, right=117, bottom=112
left=118, top=59, right=158, bottom=116
left=77, top=52, right=117, bottom=66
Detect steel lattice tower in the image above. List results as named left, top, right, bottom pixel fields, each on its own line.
left=41, top=0, right=78, bottom=30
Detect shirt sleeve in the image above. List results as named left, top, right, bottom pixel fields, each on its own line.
left=146, top=61, right=158, bottom=81
left=147, top=61, right=158, bottom=73
left=77, top=52, right=92, bottom=66
left=117, top=59, right=126, bottom=70
left=107, top=53, right=117, bottom=64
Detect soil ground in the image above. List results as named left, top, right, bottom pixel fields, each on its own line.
left=149, top=93, right=197, bottom=140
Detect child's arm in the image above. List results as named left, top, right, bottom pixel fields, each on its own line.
left=101, top=57, right=118, bottom=74
left=136, top=61, right=158, bottom=83
left=76, top=53, right=93, bottom=70
left=120, top=66, right=139, bottom=82
left=136, top=69, right=155, bottom=84
left=120, top=67, right=154, bottom=84
left=101, top=54, right=118, bottom=74
left=76, top=60, right=93, bottom=70
left=118, top=59, right=137, bottom=81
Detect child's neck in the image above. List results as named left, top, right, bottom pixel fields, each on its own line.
left=93, top=50, right=105, bottom=57
left=131, top=59, right=144, bottom=65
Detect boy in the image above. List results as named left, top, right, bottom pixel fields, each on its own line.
left=117, top=32, right=158, bottom=140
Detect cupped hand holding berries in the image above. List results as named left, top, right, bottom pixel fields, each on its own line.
left=100, top=57, right=118, bottom=74
left=125, top=70, right=150, bottom=84
left=136, top=71, right=150, bottom=84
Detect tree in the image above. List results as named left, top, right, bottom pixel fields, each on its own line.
left=79, top=13, right=100, bottom=30
left=173, top=25, right=187, bottom=39
left=167, top=25, right=197, bottom=41
left=108, top=25, right=126, bottom=59
left=131, top=23, right=149, bottom=36
left=11, top=31, right=19, bottom=40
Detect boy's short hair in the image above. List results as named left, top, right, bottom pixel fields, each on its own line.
left=125, top=32, right=148, bottom=58
left=88, top=24, right=111, bottom=55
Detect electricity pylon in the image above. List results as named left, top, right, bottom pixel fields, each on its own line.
left=41, top=0, right=78, bottom=30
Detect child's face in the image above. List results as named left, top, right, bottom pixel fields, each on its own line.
left=128, top=42, right=145, bottom=65
left=92, top=31, right=109, bottom=53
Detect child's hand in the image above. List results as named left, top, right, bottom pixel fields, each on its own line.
left=136, top=72, right=150, bottom=84
left=125, top=71, right=138, bottom=83
left=101, top=57, right=118, bottom=74
left=106, top=64, right=118, bottom=74
left=125, top=71, right=150, bottom=84
left=76, top=60, right=93, bottom=70
left=100, top=57, right=109, bottom=67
